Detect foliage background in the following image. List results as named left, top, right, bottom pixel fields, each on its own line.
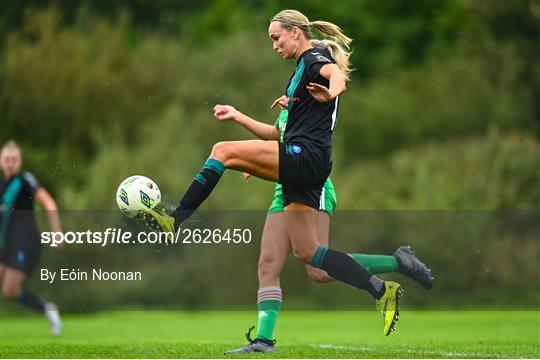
left=0, top=0, right=538, bottom=310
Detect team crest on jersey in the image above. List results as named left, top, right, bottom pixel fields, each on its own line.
left=286, top=144, right=302, bottom=155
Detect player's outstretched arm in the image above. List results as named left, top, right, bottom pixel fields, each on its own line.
left=307, top=63, right=347, bottom=103
left=35, top=187, right=62, bottom=235
left=213, top=104, right=280, bottom=141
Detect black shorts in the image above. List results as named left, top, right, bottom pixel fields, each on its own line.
left=0, top=218, right=41, bottom=274
left=278, top=142, right=332, bottom=210
left=0, top=244, right=41, bottom=274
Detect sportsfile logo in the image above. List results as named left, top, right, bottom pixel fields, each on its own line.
left=40, top=227, right=253, bottom=247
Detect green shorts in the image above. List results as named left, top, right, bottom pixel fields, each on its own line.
left=268, top=178, right=337, bottom=216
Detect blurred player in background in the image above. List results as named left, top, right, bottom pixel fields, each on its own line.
left=0, top=140, right=63, bottom=335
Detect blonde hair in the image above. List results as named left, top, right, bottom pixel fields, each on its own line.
left=1, top=140, right=21, bottom=154
left=271, top=9, right=353, bottom=78
left=309, top=39, right=353, bottom=79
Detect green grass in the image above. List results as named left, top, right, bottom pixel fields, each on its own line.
left=1, top=311, right=538, bottom=358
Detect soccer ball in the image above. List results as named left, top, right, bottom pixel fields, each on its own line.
left=116, top=175, right=161, bottom=219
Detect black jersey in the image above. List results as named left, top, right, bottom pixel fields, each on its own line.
left=0, top=172, right=40, bottom=249
left=0, top=172, right=40, bottom=211
left=283, top=48, right=339, bottom=159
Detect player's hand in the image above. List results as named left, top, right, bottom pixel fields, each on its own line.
left=213, top=104, right=238, bottom=121
left=271, top=95, right=288, bottom=109
left=306, top=83, right=334, bottom=102
left=242, top=172, right=251, bottom=181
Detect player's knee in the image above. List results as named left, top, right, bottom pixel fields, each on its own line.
left=210, top=142, right=234, bottom=164
left=258, top=255, right=280, bottom=281
left=2, top=284, right=20, bottom=299
left=291, top=247, right=313, bottom=264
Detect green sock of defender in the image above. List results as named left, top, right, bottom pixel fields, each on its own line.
left=255, top=286, right=282, bottom=342
left=349, top=253, right=399, bottom=274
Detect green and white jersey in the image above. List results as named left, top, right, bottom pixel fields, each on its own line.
left=269, top=109, right=337, bottom=215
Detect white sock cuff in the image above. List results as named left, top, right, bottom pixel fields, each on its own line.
left=257, top=286, right=282, bottom=303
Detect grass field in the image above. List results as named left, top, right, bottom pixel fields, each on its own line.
left=0, top=310, right=538, bottom=358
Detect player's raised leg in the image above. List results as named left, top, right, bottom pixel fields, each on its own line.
left=304, top=211, right=333, bottom=282
left=392, top=245, right=433, bottom=289
left=144, top=140, right=279, bottom=232
left=307, top=242, right=433, bottom=288
left=285, top=202, right=403, bottom=336
left=302, top=207, right=432, bottom=287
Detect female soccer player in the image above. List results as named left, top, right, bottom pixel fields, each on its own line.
left=214, top=103, right=431, bottom=352
left=145, top=9, right=432, bottom=340
left=0, top=140, right=63, bottom=335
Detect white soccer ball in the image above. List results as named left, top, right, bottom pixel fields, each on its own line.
left=116, top=175, right=161, bottom=219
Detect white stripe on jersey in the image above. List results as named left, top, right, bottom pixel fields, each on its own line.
left=319, top=186, right=326, bottom=211
left=331, top=96, right=339, bottom=131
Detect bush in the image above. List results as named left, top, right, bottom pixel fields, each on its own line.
left=337, top=132, right=540, bottom=210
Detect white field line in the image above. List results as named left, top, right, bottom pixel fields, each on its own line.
left=182, top=340, right=531, bottom=358
left=310, top=343, right=530, bottom=358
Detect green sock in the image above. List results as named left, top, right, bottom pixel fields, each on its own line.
left=349, top=254, right=399, bottom=274
left=255, top=286, right=282, bottom=341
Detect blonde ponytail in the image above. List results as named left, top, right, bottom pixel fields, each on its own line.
left=272, top=10, right=354, bottom=79
left=310, top=39, right=353, bottom=79
left=309, top=21, right=352, bottom=49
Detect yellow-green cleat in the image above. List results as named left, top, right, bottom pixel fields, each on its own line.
left=376, top=281, right=403, bottom=336
left=143, top=207, right=175, bottom=234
